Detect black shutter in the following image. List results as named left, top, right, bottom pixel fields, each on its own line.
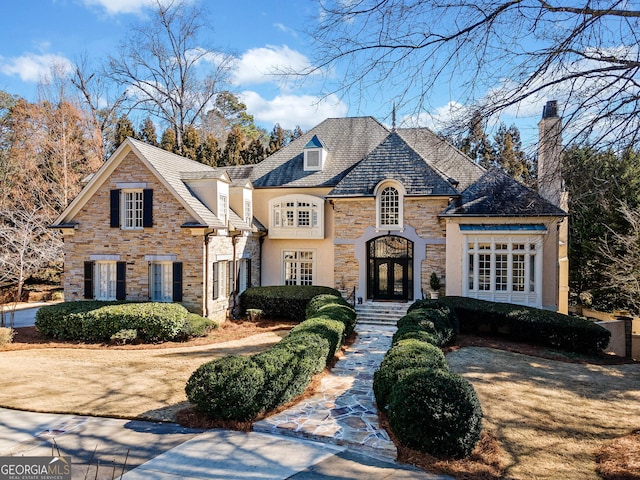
left=172, top=262, right=183, bottom=302
left=247, top=259, right=252, bottom=288
left=116, top=262, right=126, bottom=300
left=110, top=189, right=120, bottom=228
left=84, top=261, right=94, bottom=299
left=143, top=189, right=153, bottom=227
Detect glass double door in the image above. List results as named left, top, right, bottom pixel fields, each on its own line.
left=367, top=236, right=413, bottom=301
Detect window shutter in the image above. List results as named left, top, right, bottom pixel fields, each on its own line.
left=84, top=261, right=94, bottom=299
left=116, top=262, right=126, bottom=300
left=110, top=190, right=120, bottom=228
left=247, top=259, right=252, bottom=288
left=143, top=189, right=153, bottom=227
left=172, top=262, right=183, bottom=302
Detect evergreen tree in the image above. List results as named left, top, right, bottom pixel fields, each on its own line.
left=221, top=125, right=245, bottom=166
left=181, top=125, right=200, bottom=161
left=492, top=123, right=532, bottom=184
left=160, top=127, right=177, bottom=153
left=267, top=123, right=286, bottom=155
left=113, top=114, right=136, bottom=150
left=458, top=111, right=493, bottom=169
left=242, top=137, right=266, bottom=164
left=197, top=133, right=220, bottom=167
left=139, top=117, right=158, bottom=146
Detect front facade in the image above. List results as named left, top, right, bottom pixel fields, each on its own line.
left=54, top=105, right=568, bottom=321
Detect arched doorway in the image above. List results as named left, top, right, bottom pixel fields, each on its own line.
left=367, top=235, right=413, bottom=301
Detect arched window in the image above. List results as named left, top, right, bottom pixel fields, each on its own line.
left=376, top=182, right=403, bottom=230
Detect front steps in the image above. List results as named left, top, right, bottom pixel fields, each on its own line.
left=355, top=301, right=409, bottom=327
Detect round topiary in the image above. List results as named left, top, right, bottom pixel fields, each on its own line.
left=387, top=368, right=483, bottom=458
left=185, top=355, right=265, bottom=421
left=373, top=341, right=448, bottom=409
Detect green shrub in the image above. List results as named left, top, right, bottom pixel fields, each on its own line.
left=180, top=313, right=217, bottom=338
left=110, top=329, right=138, bottom=345
left=395, top=307, right=456, bottom=346
left=239, top=285, right=341, bottom=321
left=374, top=340, right=448, bottom=409
left=387, top=368, right=483, bottom=458
left=36, top=301, right=197, bottom=343
left=185, top=356, right=265, bottom=421
left=305, top=294, right=350, bottom=317
left=254, top=334, right=330, bottom=411
left=439, top=296, right=611, bottom=354
left=288, top=316, right=346, bottom=361
left=392, top=325, right=439, bottom=345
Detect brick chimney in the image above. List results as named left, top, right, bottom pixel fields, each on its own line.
left=537, top=100, right=563, bottom=206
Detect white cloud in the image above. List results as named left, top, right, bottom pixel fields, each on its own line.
left=240, top=91, right=348, bottom=130
left=273, top=23, right=298, bottom=37
left=0, top=53, right=73, bottom=83
left=79, top=0, right=156, bottom=15
left=231, top=45, right=315, bottom=86
left=400, top=101, right=469, bottom=131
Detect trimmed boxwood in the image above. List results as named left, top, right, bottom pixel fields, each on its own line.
left=239, top=285, right=341, bottom=321
left=387, top=368, right=483, bottom=458
left=36, top=301, right=194, bottom=343
left=186, top=291, right=353, bottom=421
left=373, top=339, right=448, bottom=409
left=394, top=307, right=456, bottom=346
left=185, top=356, right=265, bottom=421
left=438, top=296, right=611, bottom=354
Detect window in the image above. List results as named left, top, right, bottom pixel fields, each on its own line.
left=283, top=250, right=315, bottom=285
left=244, top=200, right=252, bottom=225
left=149, top=261, right=182, bottom=302
left=150, top=262, right=172, bottom=302
left=465, top=236, right=541, bottom=306
left=237, top=259, right=251, bottom=294
left=218, top=194, right=228, bottom=226
left=269, top=195, right=324, bottom=239
left=110, top=188, right=153, bottom=229
left=213, top=261, right=229, bottom=299
left=376, top=182, right=404, bottom=231
left=95, top=261, right=117, bottom=300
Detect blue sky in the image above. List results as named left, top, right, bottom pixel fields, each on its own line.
left=0, top=0, right=545, bottom=145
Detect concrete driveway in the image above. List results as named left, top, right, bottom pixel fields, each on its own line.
left=1, top=303, right=51, bottom=328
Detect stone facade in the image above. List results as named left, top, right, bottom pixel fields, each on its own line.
left=61, top=150, right=260, bottom=322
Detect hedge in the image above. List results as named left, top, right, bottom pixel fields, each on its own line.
left=373, top=339, right=448, bottom=409
left=394, top=307, right=457, bottom=346
left=239, top=285, right=342, bottom=321
left=388, top=368, right=483, bottom=458
left=437, top=296, right=611, bottom=354
left=186, top=289, right=355, bottom=421
left=35, top=301, right=215, bottom=343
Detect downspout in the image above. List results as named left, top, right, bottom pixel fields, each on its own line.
left=203, top=231, right=214, bottom=318
left=230, top=233, right=241, bottom=318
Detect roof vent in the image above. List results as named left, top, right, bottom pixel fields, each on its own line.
left=304, top=135, right=327, bottom=171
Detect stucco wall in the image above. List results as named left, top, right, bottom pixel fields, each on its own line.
left=445, top=217, right=563, bottom=311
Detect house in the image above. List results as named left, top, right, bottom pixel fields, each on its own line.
left=52, top=102, right=568, bottom=321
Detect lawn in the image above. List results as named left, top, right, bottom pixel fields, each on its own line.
left=0, top=320, right=293, bottom=421
left=446, top=346, right=640, bottom=480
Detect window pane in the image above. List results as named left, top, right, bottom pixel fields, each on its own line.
left=468, top=254, right=474, bottom=290
left=530, top=255, right=536, bottom=292
left=283, top=250, right=314, bottom=285
left=512, top=254, right=525, bottom=292
left=95, top=262, right=116, bottom=300
left=380, top=187, right=399, bottom=226
left=478, top=254, right=491, bottom=291
left=495, top=254, right=508, bottom=291
left=124, top=191, right=143, bottom=229
left=151, top=263, right=172, bottom=302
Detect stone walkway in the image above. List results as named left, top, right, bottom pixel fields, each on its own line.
left=253, top=324, right=397, bottom=459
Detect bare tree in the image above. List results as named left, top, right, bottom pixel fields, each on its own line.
left=106, top=0, right=234, bottom=151
left=0, top=207, right=61, bottom=327
left=600, top=202, right=640, bottom=313
left=310, top=1, right=640, bottom=146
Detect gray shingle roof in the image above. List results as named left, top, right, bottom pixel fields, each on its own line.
left=328, top=132, right=459, bottom=197
left=250, top=117, right=389, bottom=187
left=396, top=127, right=485, bottom=191
left=442, top=168, right=567, bottom=217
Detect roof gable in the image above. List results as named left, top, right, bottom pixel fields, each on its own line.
left=328, top=132, right=459, bottom=197
left=250, top=117, right=389, bottom=188
left=442, top=168, right=567, bottom=217
left=53, top=138, right=226, bottom=228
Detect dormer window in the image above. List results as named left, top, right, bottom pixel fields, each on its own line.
left=304, top=135, right=327, bottom=171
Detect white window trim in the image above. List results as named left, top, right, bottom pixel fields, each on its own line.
left=95, top=261, right=117, bottom=301
left=282, top=249, right=316, bottom=286
left=244, top=199, right=252, bottom=225
left=304, top=148, right=326, bottom=171
left=269, top=194, right=324, bottom=239
left=462, top=234, right=543, bottom=308
left=375, top=181, right=404, bottom=231
left=218, top=194, right=228, bottom=226
left=149, top=261, right=173, bottom=302
left=121, top=189, right=144, bottom=230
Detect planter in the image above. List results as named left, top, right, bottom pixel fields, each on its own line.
left=430, top=291, right=440, bottom=299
